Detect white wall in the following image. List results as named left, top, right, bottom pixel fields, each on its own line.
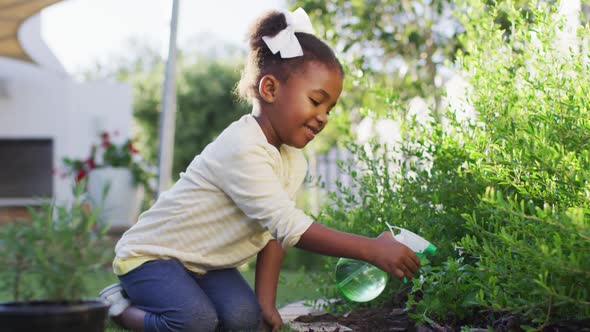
left=0, top=14, right=132, bottom=205
left=18, top=12, right=67, bottom=75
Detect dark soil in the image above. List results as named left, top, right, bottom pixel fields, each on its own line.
left=293, top=306, right=590, bottom=332
left=294, top=307, right=414, bottom=332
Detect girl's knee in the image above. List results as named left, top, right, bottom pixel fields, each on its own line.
left=179, top=303, right=219, bottom=332
left=181, top=314, right=219, bottom=332
left=218, top=303, right=261, bottom=331
left=150, top=304, right=219, bottom=332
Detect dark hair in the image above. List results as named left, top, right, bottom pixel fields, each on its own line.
left=236, top=10, right=344, bottom=102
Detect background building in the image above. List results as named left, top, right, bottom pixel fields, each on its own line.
left=0, top=9, right=132, bottom=220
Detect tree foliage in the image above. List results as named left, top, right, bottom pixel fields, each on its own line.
left=292, top=0, right=462, bottom=118
left=169, top=60, right=250, bottom=178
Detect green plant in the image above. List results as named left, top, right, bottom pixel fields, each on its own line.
left=313, top=0, right=590, bottom=328
left=406, top=257, right=480, bottom=326
left=0, top=181, right=112, bottom=302
left=448, top=0, right=590, bottom=325
left=63, top=131, right=153, bottom=190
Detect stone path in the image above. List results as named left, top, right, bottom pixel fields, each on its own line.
left=278, top=300, right=353, bottom=332
left=278, top=300, right=321, bottom=323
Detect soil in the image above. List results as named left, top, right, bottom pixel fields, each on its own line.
left=293, top=305, right=590, bottom=332
left=294, top=307, right=413, bottom=332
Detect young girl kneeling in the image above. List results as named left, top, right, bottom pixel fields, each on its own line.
left=101, top=8, right=420, bottom=332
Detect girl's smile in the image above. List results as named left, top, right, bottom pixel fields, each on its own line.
left=304, top=124, right=318, bottom=140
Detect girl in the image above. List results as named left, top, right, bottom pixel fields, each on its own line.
left=101, top=8, right=420, bottom=332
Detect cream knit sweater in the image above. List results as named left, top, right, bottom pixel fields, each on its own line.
left=113, top=114, right=314, bottom=275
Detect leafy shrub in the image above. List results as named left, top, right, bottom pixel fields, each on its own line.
left=450, top=0, right=590, bottom=324
left=316, top=0, right=589, bottom=328
left=0, top=182, right=111, bottom=302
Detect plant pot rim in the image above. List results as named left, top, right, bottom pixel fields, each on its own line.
left=0, top=299, right=107, bottom=315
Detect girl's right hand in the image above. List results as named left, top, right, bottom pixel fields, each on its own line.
left=260, top=304, right=282, bottom=332
left=369, top=231, right=421, bottom=280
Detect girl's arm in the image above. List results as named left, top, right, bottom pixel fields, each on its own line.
left=255, top=239, right=284, bottom=331
left=296, top=222, right=420, bottom=279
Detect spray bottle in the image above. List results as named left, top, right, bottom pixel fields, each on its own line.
left=335, top=222, right=437, bottom=302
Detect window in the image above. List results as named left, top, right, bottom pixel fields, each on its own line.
left=0, top=139, right=53, bottom=201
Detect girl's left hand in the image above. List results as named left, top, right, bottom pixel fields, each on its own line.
left=261, top=304, right=283, bottom=332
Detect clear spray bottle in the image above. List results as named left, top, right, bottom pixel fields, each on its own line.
left=334, top=222, right=437, bottom=302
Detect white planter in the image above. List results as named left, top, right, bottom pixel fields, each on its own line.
left=87, top=167, right=144, bottom=232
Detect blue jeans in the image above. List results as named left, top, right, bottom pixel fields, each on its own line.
left=118, top=259, right=261, bottom=332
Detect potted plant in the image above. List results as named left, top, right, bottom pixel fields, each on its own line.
left=63, top=131, right=154, bottom=232
left=0, top=181, right=111, bottom=331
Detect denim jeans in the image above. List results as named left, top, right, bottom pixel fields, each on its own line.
left=118, top=259, right=261, bottom=332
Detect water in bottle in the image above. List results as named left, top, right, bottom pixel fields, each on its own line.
left=335, top=258, right=389, bottom=302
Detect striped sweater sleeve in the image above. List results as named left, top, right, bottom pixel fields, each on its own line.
left=207, top=142, right=314, bottom=248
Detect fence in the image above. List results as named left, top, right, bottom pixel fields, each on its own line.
left=304, top=147, right=354, bottom=215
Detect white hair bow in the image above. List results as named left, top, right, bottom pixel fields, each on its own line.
left=262, top=7, right=315, bottom=59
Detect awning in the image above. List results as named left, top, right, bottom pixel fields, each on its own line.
left=0, top=0, right=63, bottom=63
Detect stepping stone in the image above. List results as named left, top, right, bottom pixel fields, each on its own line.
left=279, top=300, right=321, bottom=323
left=279, top=300, right=352, bottom=332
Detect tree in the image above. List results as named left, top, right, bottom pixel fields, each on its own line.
left=130, top=56, right=250, bottom=180
left=171, top=60, right=250, bottom=178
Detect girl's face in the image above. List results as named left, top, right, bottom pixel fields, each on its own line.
left=264, top=61, right=343, bottom=149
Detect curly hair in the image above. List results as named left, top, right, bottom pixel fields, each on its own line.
left=236, top=10, right=344, bottom=103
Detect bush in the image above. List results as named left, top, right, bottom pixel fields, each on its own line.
left=316, top=0, right=590, bottom=328
left=450, top=1, right=590, bottom=324
left=0, top=182, right=111, bottom=302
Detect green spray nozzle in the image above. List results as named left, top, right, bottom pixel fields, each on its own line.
left=385, top=222, right=437, bottom=257
left=385, top=222, right=436, bottom=283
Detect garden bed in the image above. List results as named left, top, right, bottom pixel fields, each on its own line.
left=293, top=303, right=590, bottom=332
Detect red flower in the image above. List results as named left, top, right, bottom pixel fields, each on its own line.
left=102, top=140, right=112, bottom=148
left=128, top=142, right=139, bottom=154
left=75, top=169, right=87, bottom=182
left=101, top=132, right=109, bottom=141
left=84, top=158, right=96, bottom=169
